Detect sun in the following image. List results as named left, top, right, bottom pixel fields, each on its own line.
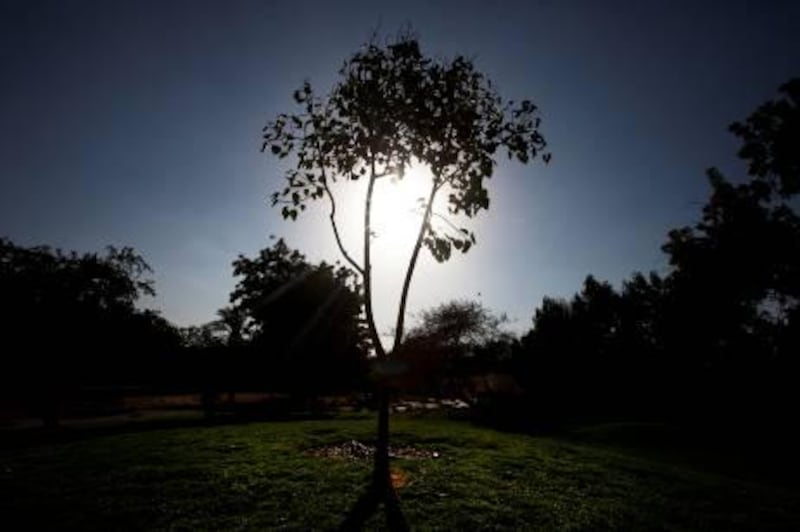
left=334, top=161, right=450, bottom=268
left=371, top=164, right=438, bottom=246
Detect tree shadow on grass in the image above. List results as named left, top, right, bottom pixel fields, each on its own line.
left=0, top=406, right=343, bottom=451
left=338, top=477, right=408, bottom=532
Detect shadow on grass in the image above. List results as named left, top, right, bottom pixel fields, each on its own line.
left=469, top=402, right=800, bottom=490
left=0, top=405, right=357, bottom=451
left=338, top=477, right=408, bottom=532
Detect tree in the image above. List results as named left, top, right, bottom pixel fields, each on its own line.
left=663, top=83, right=799, bottom=345
left=729, top=78, right=799, bottom=198
left=515, top=276, right=622, bottom=419
left=658, top=79, right=800, bottom=425
left=0, top=238, right=161, bottom=426
left=399, top=300, right=513, bottom=396
left=180, top=322, right=228, bottom=349
left=216, top=305, right=250, bottom=347
left=262, top=32, right=549, bottom=524
left=406, top=299, right=511, bottom=351
left=512, top=78, right=800, bottom=429
left=230, top=238, right=367, bottom=396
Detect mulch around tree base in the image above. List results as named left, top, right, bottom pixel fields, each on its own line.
left=306, top=439, right=440, bottom=460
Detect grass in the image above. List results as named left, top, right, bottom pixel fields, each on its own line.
left=2, top=414, right=799, bottom=530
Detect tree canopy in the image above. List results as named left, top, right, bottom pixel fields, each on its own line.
left=0, top=237, right=179, bottom=424
left=0, top=237, right=161, bottom=364
left=397, top=299, right=513, bottom=396
left=229, top=238, right=368, bottom=394
left=263, top=32, right=549, bottom=356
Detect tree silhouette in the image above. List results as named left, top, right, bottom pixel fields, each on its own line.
left=262, top=31, right=549, bottom=527
left=216, top=305, right=250, bottom=347
left=512, top=78, right=800, bottom=429
left=180, top=322, right=228, bottom=349
left=658, top=79, right=800, bottom=424
left=515, top=276, right=624, bottom=420
left=406, top=299, right=510, bottom=350
left=729, top=78, right=799, bottom=198
left=230, top=238, right=367, bottom=398
left=399, top=300, right=513, bottom=396
left=213, top=305, right=251, bottom=404
left=0, top=238, right=162, bottom=426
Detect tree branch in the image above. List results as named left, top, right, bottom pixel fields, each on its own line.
left=430, top=210, right=464, bottom=235
left=363, top=156, right=387, bottom=358
left=321, top=177, right=364, bottom=275
left=311, top=130, right=364, bottom=276
left=392, top=178, right=440, bottom=353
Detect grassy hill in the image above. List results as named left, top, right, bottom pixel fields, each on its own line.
left=2, top=414, right=798, bottom=530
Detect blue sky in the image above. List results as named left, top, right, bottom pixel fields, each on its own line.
left=1, top=0, right=799, bottom=339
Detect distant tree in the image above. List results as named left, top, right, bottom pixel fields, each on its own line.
left=179, top=322, right=228, bottom=349
left=262, top=31, right=549, bottom=515
left=617, top=272, right=665, bottom=357
left=515, top=276, right=624, bottom=418
left=229, top=238, right=368, bottom=396
left=399, top=300, right=513, bottom=396
left=0, top=238, right=162, bottom=426
left=216, top=305, right=250, bottom=347
left=406, top=299, right=511, bottom=351
left=176, top=321, right=230, bottom=418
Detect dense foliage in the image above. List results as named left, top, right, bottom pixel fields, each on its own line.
left=512, top=78, right=800, bottom=431
left=229, top=238, right=368, bottom=396
left=0, top=238, right=181, bottom=424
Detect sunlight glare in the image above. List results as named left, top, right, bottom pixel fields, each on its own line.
left=371, top=164, right=438, bottom=249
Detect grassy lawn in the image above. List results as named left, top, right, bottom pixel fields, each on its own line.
left=2, top=414, right=798, bottom=530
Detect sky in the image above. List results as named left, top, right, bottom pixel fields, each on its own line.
left=1, top=0, right=799, bottom=341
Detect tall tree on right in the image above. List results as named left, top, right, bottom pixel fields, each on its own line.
left=512, top=79, right=799, bottom=427
left=660, top=79, right=800, bottom=421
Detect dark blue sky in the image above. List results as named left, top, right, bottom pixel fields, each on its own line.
left=2, top=0, right=799, bottom=336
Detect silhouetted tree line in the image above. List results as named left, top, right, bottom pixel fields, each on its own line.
left=2, top=79, right=796, bottom=434
left=0, top=240, right=182, bottom=426
left=0, top=235, right=369, bottom=425
left=177, top=238, right=370, bottom=411
left=509, top=79, right=799, bottom=433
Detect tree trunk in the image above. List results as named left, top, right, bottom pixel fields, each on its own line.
left=374, top=387, right=391, bottom=487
